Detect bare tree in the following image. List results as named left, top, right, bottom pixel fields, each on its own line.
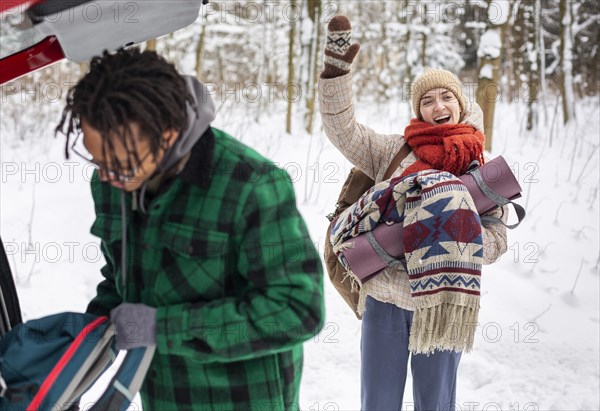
left=195, top=15, right=208, bottom=79
left=421, top=2, right=428, bottom=68
left=536, top=0, right=549, bottom=121
left=286, top=0, right=297, bottom=134
left=303, top=0, right=322, bottom=134
left=476, top=0, right=512, bottom=150
left=513, top=0, right=541, bottom=131
left=558, top=0, right=575, bottom=124
left=570, top=0, right=598, bottom=98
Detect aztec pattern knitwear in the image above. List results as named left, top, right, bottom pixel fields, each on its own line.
left=324, top=29, right=352, bottom=71
left=330, top=170, right=483, bottom=354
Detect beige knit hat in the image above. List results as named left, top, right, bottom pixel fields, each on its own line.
left=411, top=68, right=466, bottom=120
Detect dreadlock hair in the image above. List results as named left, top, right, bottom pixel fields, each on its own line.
left=56, top=47, right=195, bottom=170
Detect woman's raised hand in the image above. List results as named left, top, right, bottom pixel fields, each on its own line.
left=321, top=15, right=361, bottom=79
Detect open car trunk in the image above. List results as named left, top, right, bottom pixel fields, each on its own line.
left=1, top=0, right=205, bottom=84
left=0, top=238, right=22, bottom=335
left=0, top=0, right=206, bottom=336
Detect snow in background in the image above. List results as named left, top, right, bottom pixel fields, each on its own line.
left=1, top=80, right=599, bottom=410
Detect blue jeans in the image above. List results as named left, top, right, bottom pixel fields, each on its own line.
left=361, top=296, right=462, bottom=411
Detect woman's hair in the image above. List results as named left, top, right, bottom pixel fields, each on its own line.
left=56, top=47, right=195, bottom=167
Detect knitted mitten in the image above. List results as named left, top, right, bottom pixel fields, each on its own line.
left=321, top=15, right=361, bottom=79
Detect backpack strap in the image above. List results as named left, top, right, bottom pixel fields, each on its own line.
left=55, top=323, right=117, bottom=408
left=326, top=143, right=412, bottom=223
left=89, top=346, right=155, bottom=411
left=364, top=231, right=408, bottom=271
left=466, top=163, right=526, bottom=229
left=383, top=143, right=412, bottom=180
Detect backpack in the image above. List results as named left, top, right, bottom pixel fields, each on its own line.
left=0, top=312, right=155, bottom=411
left=324, top=144, right=411, bottom=319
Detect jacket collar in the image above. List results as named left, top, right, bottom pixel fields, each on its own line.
left=178, top=126, right=215, bottom=189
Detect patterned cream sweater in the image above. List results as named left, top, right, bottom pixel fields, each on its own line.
left=318, top=72, right=508, bottom=312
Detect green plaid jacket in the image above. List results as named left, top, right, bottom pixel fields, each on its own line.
left=87, top=127, right=325, bottom=411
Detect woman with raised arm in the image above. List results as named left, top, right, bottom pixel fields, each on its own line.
left=319, top=16, right=508, bottom=411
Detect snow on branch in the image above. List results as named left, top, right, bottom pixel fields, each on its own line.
left=573, top=15, right=599, bottom=36
left=488, top=0, right=511, bottom=25
left=478, top=28, right=502, bottom=59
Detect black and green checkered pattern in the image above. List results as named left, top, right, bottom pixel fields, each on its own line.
left=86, top=128, right=325, bottom=410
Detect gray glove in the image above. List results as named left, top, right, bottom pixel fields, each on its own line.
left=110, top=303, right=157, bottom=350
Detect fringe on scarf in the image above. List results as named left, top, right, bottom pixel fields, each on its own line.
left=408, top=297, right=480, bottom=355
left=334, top=242, right=370, bottom=316
left=339, top=269, right=368, bottom=317
left=334, top=242, right=355, bottom=252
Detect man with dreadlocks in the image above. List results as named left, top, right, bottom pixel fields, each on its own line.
left=56, top=48, right=324, bottom=410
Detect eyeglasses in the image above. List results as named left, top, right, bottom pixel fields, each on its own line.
left=70, top=133, right=152, bottom=183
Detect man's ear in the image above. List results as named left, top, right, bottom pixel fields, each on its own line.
left=162, top=129, right=179, bottom=148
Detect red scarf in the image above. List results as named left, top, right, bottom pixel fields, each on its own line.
left=400, top=119, right=486, bottom=178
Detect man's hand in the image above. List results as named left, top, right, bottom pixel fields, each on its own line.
left=321, top=15, right=361, bottom=79
left=110, top=303, right=157, bottom=350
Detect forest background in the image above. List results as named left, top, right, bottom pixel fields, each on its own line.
left=3, top=0, right=599, bottom=147
left=1, top=1, right=599, bottom=408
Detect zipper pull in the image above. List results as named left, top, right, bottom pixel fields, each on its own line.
left=132, top=190, right=138, bottom=211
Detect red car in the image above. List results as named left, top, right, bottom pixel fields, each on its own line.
left=0, top=0, right=206, bottom=334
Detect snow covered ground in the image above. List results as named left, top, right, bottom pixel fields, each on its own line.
left=1, top=84, right=598, bottom=410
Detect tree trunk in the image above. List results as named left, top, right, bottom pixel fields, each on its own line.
left=286, top=0, right=297, bottom=134
left=526, top=1, right=540, bottom=132
left=146, top=38, right=157, bottom=51
left=195, top=19, right=207, bottom=79
left=477, top=73, right=500, bottom=149
left=376, top=2, right=390, bottom=101
left=304, top=0, right=322, bottom=134
left=405, top=0, right=414, bottom=118
left=476, top=0, right=510, bottom=151
left=78, top=62, right=89, bottom=80
left=216, top=49, right=225, bottom=83
left=421, top=2, right=428, bottom=68
left=536, top=0, right=548, bottom=122
left=255, top=0, right=271, bottom=122
left=559, top=0, right=576, bottom=124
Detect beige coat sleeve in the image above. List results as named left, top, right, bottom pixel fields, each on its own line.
left=481, top=205, right=509, bottom=264
left=318, top=72, right=404, bottom=182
